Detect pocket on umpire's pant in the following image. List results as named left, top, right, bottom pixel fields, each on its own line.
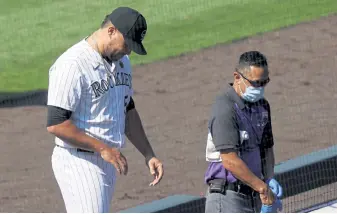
left=205, top=191, right=223, bottom=213
left=205, top=190, right=256, bottom=213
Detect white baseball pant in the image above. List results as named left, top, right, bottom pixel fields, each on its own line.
left=52, top=146, right=116, bottom=213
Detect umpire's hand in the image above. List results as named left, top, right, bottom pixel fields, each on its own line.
left=147, top=157, right=164, bottom=186
left=259, top=187, right=275, bottom=205
left=100, top=147, right=128, bottom=175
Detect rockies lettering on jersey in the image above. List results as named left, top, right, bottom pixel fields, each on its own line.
left=91, top=71, right=132, bottom=98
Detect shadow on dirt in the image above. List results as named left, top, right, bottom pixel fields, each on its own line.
left=0, top=90, right=47, bottom=108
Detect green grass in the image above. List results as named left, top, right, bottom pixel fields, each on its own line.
left=1, top=0, right=337, bottom=92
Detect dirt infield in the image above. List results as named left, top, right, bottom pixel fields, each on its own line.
left=1, top=14, right=337, bottom=212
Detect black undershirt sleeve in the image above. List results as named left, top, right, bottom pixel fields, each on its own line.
left=47, top=97, right=135, bottom=127
left=126, top=96, right=135, bottom=112
left=47, top=105, right=72, bottom=127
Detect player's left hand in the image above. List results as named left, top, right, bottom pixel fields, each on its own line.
left=266, top=178, right=283, bottom=198
left=147, top=157, right=164, bottom=186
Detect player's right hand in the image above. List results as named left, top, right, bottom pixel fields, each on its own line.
left=259, top=187, right=275, bottom=205
left=100, top=147, right=128, bottom=175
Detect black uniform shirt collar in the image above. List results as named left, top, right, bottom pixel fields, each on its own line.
left=226, top=83, right=246, bottom=109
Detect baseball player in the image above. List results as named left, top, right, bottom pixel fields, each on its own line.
left=46, top=7, right=164, bottom=213
left=204, top=51, right=283, bottom=213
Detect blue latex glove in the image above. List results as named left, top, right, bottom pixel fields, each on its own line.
left=260, top=199, right=283, bottom=213
left=266, top=178, right=283, bottom=198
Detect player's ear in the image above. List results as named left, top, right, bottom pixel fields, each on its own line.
left=107, top=25, right=117, bottom=36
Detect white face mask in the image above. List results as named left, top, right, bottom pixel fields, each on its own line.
left=239, top=79, right=265, bottom=103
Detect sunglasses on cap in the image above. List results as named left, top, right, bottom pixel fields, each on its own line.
left=236, top=70, right=270, bottom=87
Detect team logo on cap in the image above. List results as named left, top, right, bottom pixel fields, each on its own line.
left=140, top=30, right=146, bottom=41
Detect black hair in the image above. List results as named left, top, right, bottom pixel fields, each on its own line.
left=236, top=51, right=268, bottom=73
left=100, top=15, right=111, bottom=28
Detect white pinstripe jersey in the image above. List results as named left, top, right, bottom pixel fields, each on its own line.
left=47, top=38, right=133, bottom=149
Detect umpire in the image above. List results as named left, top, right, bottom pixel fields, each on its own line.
left=204, top=51, right=283, bottom=213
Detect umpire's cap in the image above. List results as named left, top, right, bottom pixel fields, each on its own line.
left=106, top=7, right=147, bottom=55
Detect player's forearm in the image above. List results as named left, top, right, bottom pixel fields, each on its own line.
left=125, top=108, right=156, bottom=161
left=220, top=151, right=267, bottom=193
left=47, top=120, right=108, bottom=152
left=262, top=147, right=275, bottom=180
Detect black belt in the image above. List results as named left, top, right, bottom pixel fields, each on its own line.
left=208, top=179, right=256, bottom=196
left=56, top=145, right=94, bottom=154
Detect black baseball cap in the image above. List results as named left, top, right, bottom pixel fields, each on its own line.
left=106, top=7, right=147, bottom=55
